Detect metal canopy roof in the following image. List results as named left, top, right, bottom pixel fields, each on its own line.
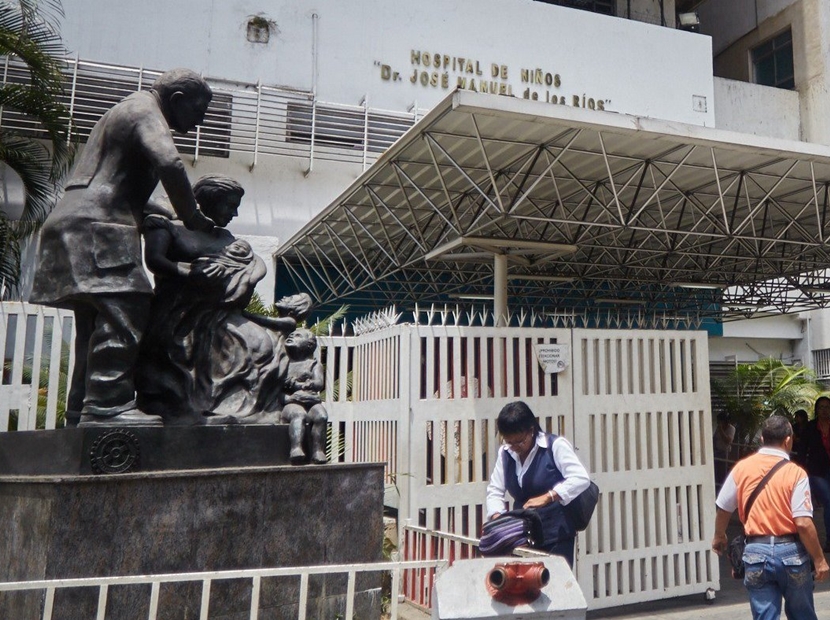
left=275, top=91, right=830, bottom=323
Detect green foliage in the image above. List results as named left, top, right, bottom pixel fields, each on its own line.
left=325, top=423, right=347, bottom=462
left=3, top=350, right=68, bottom=429
left=712, top=358, right=824, bottom=450
left=245, top=291, right=279, bottom=318
left=0, top=0, right=75, bottom=298
left=307, top=304, right=348, bottom=337
left=321, top=370, right=352, bottom=402
left=380, top=531, right=397, bottom=617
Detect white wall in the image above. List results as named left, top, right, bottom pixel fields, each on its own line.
left=180, top=153, right=359, bottom=241
left=799, top=308, right=830, bottom=351
left=713, top=77, right=800, bottom=139
left=797, top=0, right=830, bottom=145
left=58, top=0, right=715, bottom=126
left=708, top=314, right=803, bottom=363
left=721, top=314, right=803, bottom=339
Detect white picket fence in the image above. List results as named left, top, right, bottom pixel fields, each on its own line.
left=0, top=301, right=718, bottom=610
left=0, top=302, right=74, bottom=431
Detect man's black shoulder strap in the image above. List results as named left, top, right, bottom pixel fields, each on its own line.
left=743, top=458, right=789, bottom=519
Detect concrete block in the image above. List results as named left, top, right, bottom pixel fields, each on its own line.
left=432, top=557, right=586, bottom=619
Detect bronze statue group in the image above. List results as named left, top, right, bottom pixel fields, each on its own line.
left=31, top=69, right=326, bottom=464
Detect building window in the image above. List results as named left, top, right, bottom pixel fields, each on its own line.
left=534, top=0, right=615, bottom=16
left=752, top=29, right=794, bottom=90
left=813, top=349, right=830, bottom=380
left=287, top=102, right=363, bottom=150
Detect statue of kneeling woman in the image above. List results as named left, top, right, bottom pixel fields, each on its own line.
left=136, top=174, right=305, bottom=427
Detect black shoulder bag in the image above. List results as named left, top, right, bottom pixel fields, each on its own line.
left=547, top=434, right=599, bottom=532
left=727, top=459, right=788, bottom=579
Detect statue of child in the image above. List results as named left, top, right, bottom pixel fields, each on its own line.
left=281, top=328, right=328, bottom=464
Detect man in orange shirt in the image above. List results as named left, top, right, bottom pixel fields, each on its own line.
left=712, top=415, right=828, bottom=620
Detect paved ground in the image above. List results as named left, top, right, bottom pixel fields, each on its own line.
left=589, top=511, right=830, bottom=620
left=397, top=511, right=830, bottom=619
left=588, top=548, right=830, bottom=620
left=398, top=562, right=830, bottom=620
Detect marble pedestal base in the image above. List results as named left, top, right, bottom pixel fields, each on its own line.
left=0, top=463, right=384, bottom=619
left=0, top=425, right=292, bottom=475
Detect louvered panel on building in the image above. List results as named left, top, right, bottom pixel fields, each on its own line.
left=0, top=55, right=418, bottom=167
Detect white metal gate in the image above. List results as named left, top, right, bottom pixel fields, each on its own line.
left=570, top=329, right=717, bottom=607
left=321, top=323, right=717, bottom=610
left=402, top=325, right=572, bottom=542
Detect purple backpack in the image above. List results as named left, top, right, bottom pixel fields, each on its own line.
left=479, top=509, right=544, bottom=556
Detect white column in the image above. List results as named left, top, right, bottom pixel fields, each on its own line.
left=799, top=0, right=830, bottom=144
left=494, top=253, right=508, bottom=326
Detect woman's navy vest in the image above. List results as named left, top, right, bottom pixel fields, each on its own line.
left=503, top=433, right=576, bottom=545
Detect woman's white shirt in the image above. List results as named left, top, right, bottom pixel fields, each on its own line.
left=485, top=432, right=590, bottom=518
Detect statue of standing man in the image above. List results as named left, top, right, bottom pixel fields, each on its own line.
left=30, top=69, right=215, bottom=427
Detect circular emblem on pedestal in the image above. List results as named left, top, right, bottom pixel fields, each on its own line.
left=89, top=430, right=140, bottom=474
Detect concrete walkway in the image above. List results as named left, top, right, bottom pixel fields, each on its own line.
left=588, top=550, right=830, bottom=619
left=589, top=510, right=830, bottom=620
left=397, top=562, right=830, bottom=620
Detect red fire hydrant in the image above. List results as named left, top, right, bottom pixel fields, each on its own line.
left=485, top=561, right=550, bottom=606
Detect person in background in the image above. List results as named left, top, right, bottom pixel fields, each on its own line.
left=485, top=401, right=590, bottom=567
left=713, top=412, right=736, bottom=488
left=804, top=396, right=830, bottom=551
left=712, top=415, right=828, bottom=620
left=790, top=409, right=809, bottom=467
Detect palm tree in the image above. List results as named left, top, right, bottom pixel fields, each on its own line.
left=712, top=358, right=824, bottom=452
left=757, top=358, right=823, bottom=418
left=0, top=0, right=74, bottom=298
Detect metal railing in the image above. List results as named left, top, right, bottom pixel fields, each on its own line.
left=0, top=55, right=424, bottom=172
left=0, top=526, right=547, bottom=619
left=400, top=523, right=548, bottom=611
left=0, top=559, right=447, bottom=620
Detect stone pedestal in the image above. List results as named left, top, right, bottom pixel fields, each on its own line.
left=0, top=458, right=384, bottom=619
left=0, top=425, right=292, bottom=475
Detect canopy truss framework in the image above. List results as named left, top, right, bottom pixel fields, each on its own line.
left=276, top=92, right=830, bottom=321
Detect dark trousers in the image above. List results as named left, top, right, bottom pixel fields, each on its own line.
left=67, top=294, right=151, bottom=419
left=542, top=537, right=575, bottom=568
